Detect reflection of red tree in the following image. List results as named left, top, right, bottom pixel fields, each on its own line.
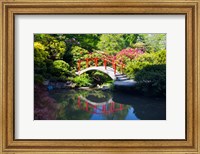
left=34, top=84, right=58, bottom=120
left=77, top=96, right=124, bottom=115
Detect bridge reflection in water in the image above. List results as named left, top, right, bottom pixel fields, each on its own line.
left=74, top=94, right=140, bottom=120
left=47, top=89, right=166, bottom=120
left=77, top=96, right=124, bottom=115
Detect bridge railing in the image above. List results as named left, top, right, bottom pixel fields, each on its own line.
left=77, top=52, right=125, bottom=74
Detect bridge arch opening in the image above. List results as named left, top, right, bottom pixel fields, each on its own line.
left=76, top=66, right=119, bottom=80
left=82, top=70, right=113, bottom=86
left=88, top=70, right=113, bottom=79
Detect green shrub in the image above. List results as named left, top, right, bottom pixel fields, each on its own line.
left=154, top=49, right=166, bottom=64
left=50, top=60, right=70, bottom=77
left=125, top=60, right=151, bottom=78
left=134, top=64, right=166, bottom=96
left=124, top=50, right=166, bottom=78
left=70, top=73, right=92, bottom=87
left=124, top=50, right=166, bottom=96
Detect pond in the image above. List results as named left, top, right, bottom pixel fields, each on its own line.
left=37, top=89, right=166, bottom=120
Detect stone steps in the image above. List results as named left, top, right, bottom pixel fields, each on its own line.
left=115, top=74, right=129, bottom=81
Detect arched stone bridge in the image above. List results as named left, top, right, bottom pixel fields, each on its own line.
left=76, top=51, right=136, bottom=86
left=76, top=66, right=120, bottom=80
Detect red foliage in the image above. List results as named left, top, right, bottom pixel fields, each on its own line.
left=116, top=48, right=144, bottom=60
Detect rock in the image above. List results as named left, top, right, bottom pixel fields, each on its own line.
left=102, top=86, right=110, bottom=90
left=43, top=80, right=49, bottom=86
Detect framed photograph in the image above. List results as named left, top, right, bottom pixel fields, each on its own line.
left=0, top=0, right=199, bottom=153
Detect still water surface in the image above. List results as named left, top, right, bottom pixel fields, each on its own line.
left=46, top=89, right=166, bottom=120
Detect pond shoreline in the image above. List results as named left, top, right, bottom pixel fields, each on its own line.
left=42, top=79, right=165, bottom=98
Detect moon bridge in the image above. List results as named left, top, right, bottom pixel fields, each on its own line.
left=75, top=66, right=120, bottom=80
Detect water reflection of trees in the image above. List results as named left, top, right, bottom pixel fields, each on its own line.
left=47, top=89, right=166, bottom=120
left=50, top=89, right=131, bottom=120
left=51, top=90, right=91, bottom=120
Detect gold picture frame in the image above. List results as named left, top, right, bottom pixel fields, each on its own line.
left=0, top=0, right=199, bottom=153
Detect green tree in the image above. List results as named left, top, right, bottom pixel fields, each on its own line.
left=97, top=34, right=126, bottom=54
left=123, top=34, right=138, bottom=47
left=63, top=34, right=100, bottom=51
left=71, top=46, right=89, bottom=65
left=136, top=34, right=166, bottom=52
left=34, top=42, right=48, bottom=75
left=74, top=34, right=100, bottom=51
left=34, top=34, right=66, bottom=60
